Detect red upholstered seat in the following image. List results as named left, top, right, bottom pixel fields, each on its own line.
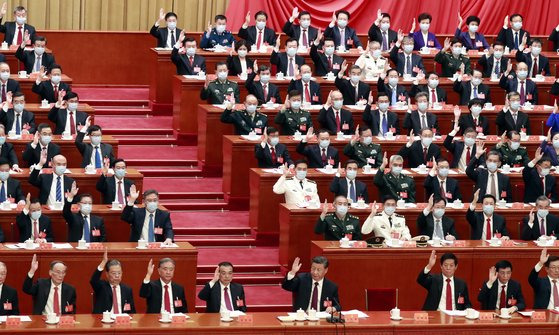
left=365, top=288, right=397, bottom=311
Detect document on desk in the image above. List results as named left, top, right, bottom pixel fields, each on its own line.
left=0, top=315, right=32, bottom=321
left=441, top=310, right=467, bottom=317
left=341, top=309, right=369, bottom=318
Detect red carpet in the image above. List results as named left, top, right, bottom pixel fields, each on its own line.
left=72, top=86, right=149, bottom=101
left=197, top=247, right=279, bottom=266
left=118, top=145, right=197, bottom=160
left=143, top=177, right=222, bottom=193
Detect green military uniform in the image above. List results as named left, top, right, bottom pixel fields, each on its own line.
left=220, top=108, right=268, bottom=135
left=274, top=108, right=313, bottom=135
left=434, top=50, right=472, bottom=77
left=373, top=168, right=416, bottom=202
left=493, top=144, right=529, bottom=167
left=200, top=79, right=241, bottom=104
left=343, top=142, right=383, bottom=168
left=314, top=213, right=362, bottom=241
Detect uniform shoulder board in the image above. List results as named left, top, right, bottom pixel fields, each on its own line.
left=375, top=213, right=383, bottom=216
left=350, top=215, right=359, bottom=219
left=326, top=213, right=335, bottom=217
left=395, top=214, right=404, bottom=218
left=258, top=111, right=267, bottom=117
left=307, top=180, right=316, bottom=184
left=520, top=146, right=527, bottom=150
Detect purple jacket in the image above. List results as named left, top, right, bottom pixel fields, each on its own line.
left=454, top=29, right=490, bottom=50
left=409, top=31, right=442, bottom=50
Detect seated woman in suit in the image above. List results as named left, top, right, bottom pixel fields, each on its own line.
left=226, top=39, right=255, bottom=77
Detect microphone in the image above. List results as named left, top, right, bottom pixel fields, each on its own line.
left=326, top=296, right=344, bottom=323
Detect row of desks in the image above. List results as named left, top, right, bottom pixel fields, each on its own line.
left=8, top=74, right=73, bottom=103
left=17, top=102, right=95, bottom=129
left=0, top=242, right=197, bottom=315
left=2, top=311, right=559, bottom=334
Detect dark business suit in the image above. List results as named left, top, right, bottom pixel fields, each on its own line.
left=16, top=211, right=54, bottom=242
left=270, top=50, right=305, bottom=76
left=324, top=25, right=362, bottom=49
left=139, top=280, right=187, bottom=313
left=48, top=106, right=88, bottom=135
left=334, top=76, right=370, bottom=105
left=499, top=75, right=538, bottom=105
left=521, top=213, right=559, bottom=240
left=478, top=54, right=509, bottom=78
left=0, top=142, right=18, bottom=167
left=0, top=21, right=36, bottom=44
left=458, top=114, right=489, bottom=135
left=29, top=168, right=75, bottom=205
left=170, top=48, right=206, bottom=75
left=466, top=156, right=513, bottom=202
left=398, top=141, right=441, bottom=168
left=453, top=80, right=491, bottom=105
left=238, top=26, right=277, bottom=48
left=149, top=25, right=183, bottom=48
left=245, top=72, right=281, bottom=105
left=63, top=200, right=106, bottom=242
left=497, top=28, right=530, bottom=50
left=477, top=279, right=525, bottom=311
left=0, top=79, right=20, bottom=97
left=423, top=175, right=461, bottom=201
left=15, top=46, right=56, bottom=73
left=254, top=142, right=293, bottom=168
left=90, top=269, right=136, bottom=314
left=443, top=134, right=485, bottom=168
left=287, top=79, right=322, bottom=105
left=403, top=111, right=439, bottom=135
left=516, top=51, right=551, bottom=76
left=417, top=271, right=471, bottom=311
left=22, top=276, right=76, bottom=315
left=522, top=164, right=558, bottom=203
left=282, top=272, right=341, bottom=312
left=22, top=142, right=61, bottom=167
left=466, top=209, right=509, bottom=239
left=410, top=84, right=447, bottom=103
left=197, top=281, right=247, bottom=313
left=310, top=44, right=345, bottom=76
left=528, top=268, right=555, bottom=309
left=362, top=105, right=400, bottom=135
left=282, top=21, right=318, bottom=43
left=317, top=107, right=354, bottom=135
left=377, top=78, right=409, bottom=105
left=0, top=108, right=36, bottom=135
left=32, top=80, right=71, bottom=103
left=550, top=28, right=559, bottom=52
left=121, top=205, right=174, bottom=242
left=495, top=109, right=531, bottom=134
left=0, top=177, right=24, bottom=202
left=0, top=284, right=18, bottom=315
left=75, top=132, right=115, bottom=168
left=296, top=141, right=339, bottom=168
left=96, top=175, right=134, bottom=205
left=225, top=55, right=255, bottom=76
left=389, top=46, right=425, bottom=76
left=329, top=176, right=369, bottom=203
left=417, top=212, right=458, bottom=239
left=368, top=25, right=397, bottom=49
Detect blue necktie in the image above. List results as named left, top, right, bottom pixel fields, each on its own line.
left=56, top=176, right=62, bottom=202
left=94, top=146, right=102, bottom=168
left=83, top=216, right=90, bottom=242
left=381, top=113, right=388, bottom=135
left=349, top=180, right=356, bottom=202
left=0, top=181, right=5, bottom=202
left=15, top=114, right=20, bottom=135
left=391, top=88, right=397, bottom=106
left=473, top=87, right=478, bottom=98
left=148, top=214, right=155, bottom=242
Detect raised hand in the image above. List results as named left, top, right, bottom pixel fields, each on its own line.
left=429, top=157, right=437, bottom=174
left=0, top=2, right=6, bottom=18
left=22, top=30, right=30, bottom=46
left=99, top=248, right=108, bottom=268
left=376, top=9, right=383, bottom=23
left=320, top=198, right=329, bottom=219
left=315, top=29, right=323, bottom=44
left=340, top=60, right=348, bottom=75
left=337, top=162, right=344, bottom=175
left=397, top=29, right=404, bottom=44
left=212, top=266, right=220, bottom=282
left=452, top=123, right=460, bottom=134
left=410, top=18, right=416, bottom=33
left=330, top=12, right=337, bottom=26
left=471, top=188, right=480, bottom=205
left=426, top=250, right=436, bottom=271
left=457, top=12, right=463, bottom=28
left=370, top=201, right=377, bottom=216
left=244, top=11, right=251, bottom=27
left=29, top=254, right=38, bottom=274
left=443, top=37, right=451, bottom=51
left=38, top=149, right=47, bottom=166
left=64, top=181, right=79, bottom=199
left=84, top=116, right=92, bottom=129
left=521, top=33, right=528, bottom=48
left=488, top=266, right=498, bottom=283
left=5, top=91, right=11, bottom=105
left=261, top=126, right=268, bottom=143
left=506, top=59, right=513, bottom=74
left=145, top=259, right=154, bottom=278
left=380, top=152, right=388, bottom=169
left=129, top=184, right=140, bottom=202
left=475, top=140, right=485, bottom=158
left=407, top=130, right=415, bottom=146
left=325, top=90, right=333, bottom=109
left=539, top=248, right=549, bottom=266
left=367, top=91, right=374, bottom=105
left=503, top=15, right=509, bottom=29
left=24, top=192, right=30, bottom=211
left=533, top=146, right=544, bottom=162
left=206, top=21, right=213, bottom=34
left=453, top=105, right=461, bottom=119
left=427, top=194, right=434, bottom=211
left=291, top=7, right=299, bottom=21
left=290, top=257, right=302, bottom=275
left=275, top=32, right=282, bottom=50
left=528, top=208, right=535, bottom=224
left=32, top=131, right=39, bottom=145
left=158, top=8, right=165, bottom=22
left=305, top=126, right=314, bottom=142
left=178, top=30, right=186, bottom=44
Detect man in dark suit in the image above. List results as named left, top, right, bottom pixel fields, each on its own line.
left=523, top=152, right=557, bottom=203
left=0, top=5, right=36, bottom=45
left=390, top=36, right=425, bottom=77
left=0, top=262, right=18, bottom=315
left=282, top=256, right=341, bottom=312
left=287, top=65, right=322, bottom=105
left=150, top=10, right=181, bottom=48
left=424, top=158, right=461, bottom=201
left=63, top=188, right=106, bottom=243
left=171, top=35, right=206, bottom=76
left=324, top=10, right=362, bottom=50
left=516, top=38, right=550, bottom=77
left=48, top=91, right=88, bottom=135
left=90, top=250, right=135, bottom=314
left=0, top=157, right=24, bottom=204
left=245, top=63, right=280, bottom=105
left=362, top=93, right=399, bottom=136
left=478, top=260, right=526, bottom=312
left=521, top=196, right=559, bottom=240
left=310, top=35, right=345, bottom=77
left=15, top=35, right=55, bottom=74
left=121, top=186, right=174, bottom=245
left=403, top=92, right=439, bottom=135
left=368, top=11, right=397, bottom=51
left=478, top=42, right=509, bottom=78
left=499, top=64, right=538, bottom=105
left=270, top=38, right=305, bottom=77
left=96, top=159, right=134, bottom=205
left=329, top=160, right=369, bottom=203
left=29, top=154, right=75, bottom=206
left=238, top=11, right=277, bottom=49
left=16, top=194, right=54, bottom=242
left=32, top=64, right=71, bottom=103
left=254, top=127, right=293, bottom=168
left=444, top=126, right=484, bottom=171
left=283, top=9, right=317, bottom=49
left=466, top=191, right=510, bottom=240
left=317, top=90, right=354, bottom=135
left=220, top=94, right=267, bottom=135
left=23, top=255, right=76, bottom=315
left=466, top=147, right=513, bottom=203
left=398, top=128, right=441, bottom=168
left=0, top=62, right=20, bottom=102
left=529, top=248, right=559, bottom=309
left=140, top=258, right=187, bottom=313
left=296, top=128, right=339, bottom=168
left=22, top=123, right=60, bottom=167
left=453, top=69, right=491, bottom=105
left=418, top=196, right=458, bottom=240
left=0, top=91, right=36, bottom=137
left=334, top=62, right=370, bottom=105
left=75, top=120, right=115, bottom=168
left=417, top=251, right=471, bottom=311
left=378, top=69, right=409, bottom=106
left=198, top=262, right=247, bottom=313
left=496, top=92, right=532, bottom=134
left=496, top=14, right=530, bottom=50
left=410, top=72, right=447, bottom=104
left=457, top=99, right=489, bottom=135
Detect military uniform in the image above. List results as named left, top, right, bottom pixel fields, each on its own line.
left=200, top=28, right=236, bottom=49
left=272, top=175, right=320, bottom=205
left=315, top=213, right=362, bottom=241
left=343, top=142, right=383, bottom=168
left=373, top=168, right=416, bottom=202
left=493, top=144, right=529, bottom=167
left=200, top=79, right=240, bottom=104
left=361, top=211, right=411, bottom=240
left=274, top=108, right=313, bottom=135
left=434, top=51, right=472, bottom=77
left=220, top=108, right=267, bottom=135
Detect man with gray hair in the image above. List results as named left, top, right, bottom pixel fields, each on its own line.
left=374, top=152, right=416, bottom=202
left=0, top=261, right=18, bottom=315
left=140, top=257, right=187, bottom=314
left=521, top=196, right=559, bottom=240
left=0, top=3, right=37, bottom=46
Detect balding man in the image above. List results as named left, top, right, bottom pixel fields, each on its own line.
left=318, top=90, right=354, bottom=135
left=499, top=62, right=538, bottom=105
left=287, top=64, right=322, bottom=105
left=29, top=154, right=75, bottom=205
left=23, top=255, right=76, bottom=315
left=140, top=258, right=187, bottom=314
left=0, top=62, right=20, bottom=102
left=220, top=94, right=268, bottom=135
left=0, top=262, right=19, bottom=315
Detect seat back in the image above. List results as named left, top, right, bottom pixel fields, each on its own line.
left=365, top=288, right=397, bottom=311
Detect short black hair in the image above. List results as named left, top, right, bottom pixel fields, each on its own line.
left=377, top=92, right=388, bottom=99
left=218, top=261, right=234, bottom=270
left=87, top=125, right=102, bottom=135
left=258, top=64, right=270, bottom=73
left=30, top=197, right=41, bottom=205
left=359, top=125, right=371, bottom=136
left=495, top=260, right=512, bottom=272
left=539, top=156, right=552, bottom=165
left=530, top=38, right=542, bottom=46
left=235, top=39, right=248, bottom=51
left=215, top=61, right=227, bottom=70
left=440, top=253, right=458, bottom=266
left=450, top=38, right=462, bottom=46
left=487, top=150, right=502, bottom=161
left=317, top=128, right=330, bottom=136
left=382, top=194, right=397, bottom=203
left=288, top=89, right=301, bottom=98
left=482, top=194, right=497, bottom=203
left=165, top=12, right=177, bottom=20
left=387, top=68, right=399, bottom=76
left=12, top=91, right=24, bottom=99
left=37, top=123, right=51, bottom=132
left=463, top=127, right=476, bottom=135
left=78, top=193, right=93, bottom=202
left=510, top=14, right=523, bottom=21
left=254, top=11, right=268, bottom=20
left=63, top=91, right=78, bottom=101
left=214, top=14, right=227, bottom=22
left=112, top=158, right=126, bottom=168
left=492, top=41, right=505, bottom=48
left=418, top=12, right=432, bottom=23
left=436, top=157, right=448, bottom=164
left=285, top=37, right=298, bottom=46
left=545, top=255, right=559, bottom=267
left=506, top=130, right=519, bottom=139
left=415, top=92, right=428, bottom=101
left=298, top=11, right=311, bottom=19
left=380, top=13, right=391, bottom=20
left=184, top=37, right=195, bottom=44
left=468, top=98, right=484, bottom=109
left=143, top=189, right=159, bottom=198
left=433, top=196, right=446, bottom=205
left=48, top=64, right=62, bottom=75
left=311, top=256, right=329, bottom=268
left=344, top=159, right=358, bottom=168
left=466, top=16, right=480, bottom=25
left=34, top=36, right=46, bottom=43
left=336, top=10, right=350, bottom=20
left=266, top=126, right=278, bottom=135
left=294, top=159, right=308, bottom=168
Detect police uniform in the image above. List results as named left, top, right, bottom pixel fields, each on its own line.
left=343, top=142, right=383, bottom=168
left=200, top=79, right=240, bottom=104
left=200, top=28, right=236, bottom=49
left=220, top=108, right=267, bottom=135
left=373, top=168, right=416, bottom=202
left=274, top=108, right=313, bottom=135
left=315, top=213, right=362, bottom=241
left=361, top=211, right=411, bottom=240
left=434, top=51, right=472, bottom=77
left=272, top=175, right=320, bottom=205
left=493, top=144, right=529, bottom=167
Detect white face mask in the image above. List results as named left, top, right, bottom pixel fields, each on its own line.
left=300, top=20, right=311, bottom=29
left=493, top=51, right=503, bottom=59
left=540, top=167, right=550, bottom=176
left=428, top=79, right=439, bottom=88
left=371, top=49, right=382, bottom=59
left=333, top=100, right=343, bottom=110
left=336, top=205, right=348, bottom=216
left=215, top=24, right=226, bottom=34
left=468, top=24, right=479, bottom=33
left=256, top=21, right=266, bottom=30
left=384, top=206, right=396, bottom=216
left=346, top=169, right=357, bottom=180
left=510, top=141, right=520, bottom=150
left=259, top=74, right=270, bottom=84
left=486, top=162, right=498, bottom=172
left=301, top=73, right=311, bottom=82
left=483, top=205, right=494, bottom=215
left=471, top=106, right=482, bottom=117
left=51, top=75, right=61, bottom=84
left=337, top=19, right=348, bottom=28
left=438, top=168, right=449, bottom=178
left=380, top=22, right=390, bottom=32
left=167, top=21, right=177, bottom=30
left=391, top=166, right=402, bottom=175
left=517, top=70, right=528, bottom=79
left=532, top=46, right=542, bottom=56
left=464, top=137, right=476, bottom=147
left=34, top=47, right=45, bottom=56
left=319, top=139, right=330, bottom=149
left=388, top=77, right=398, bottom=87
left=290, top=100, right=301, bottom=110
left=417, top=102, right=428, bottom=111
left=420, top=23, right=430, bottom=31
left=217, top=71, right=228, bottom=81
left=510, top=101, right=521, bottom=110
left=512, top=21, right=522, bottom=30
left=378, top=102, right=389, bottom=111
left=452, top=47, right=462, bottom=56
left=553, top=139, right=559, bottom=149
left=421, top=137, right=433, bottom=147
left=350, top=75, right=360, bottom=84
left=0, top=72, right=9, bottom=81
left=471, top=78, right=481, bottom=86
left=286, top=47, right=297, bottom=57
left=433, top=208, right=445, bottom=218
left=324, top=46, right=335, bottom=56
left=186, top=47, right=196, bottom=57
left=403, top=44, right=414, bottom=54
left=237, top=49, right=247, bottom=58
left=245, top=104, right=257, bottom=114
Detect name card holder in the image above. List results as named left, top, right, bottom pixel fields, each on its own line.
left=59, top=315, right=75, bottom=326
left=238, top=314, right=253, bottom=323
left=532, top=311, right=546, bottom=321
left=171, top=315, right=187, bottom=323
left=344, top=314, right=359, bottom=323
left=115, top=315, right=131, bottom=325
left=413, top=312, right=429, bottom=322
left=5, top=316, right=21, bottom=326
left=479, top=312, right=494, bottom=321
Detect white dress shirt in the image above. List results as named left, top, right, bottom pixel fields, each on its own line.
left=11, top=23, right=25, bottom=45
left=239, top=58, right=247, bottom=75
left=44, top=280, right=63, bottom=315
left=485, top=172, right=500, bottom=200
left=140, top=209, right=154, bottom=241
left=165, top=28, right=177, bottom=48
left=64, top=110, right=78, bottom=134
left=437, top=275, right=455, bottom=311
left=48, top=174, right=65, bottom=206
left=159, top=279, right=174, bottom=313
left=113, top=176, right=126, bottom=203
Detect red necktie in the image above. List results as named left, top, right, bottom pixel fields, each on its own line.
left=335, top=111, right=341, bottom=132
left=33, top=220, right=39, bottom=240
left=541, top=218, right=546, bottom=236
left=112, top=285, right=119, bottom=314
left=16, top=26, right=22, bottom=45
left=1, top=84, right=5, bottom=102
left=431, top=89, right=436, bottom=104
left=486, top=218, right=492, bottom=240
left=532, top=58, right=538, bottom=78
left=466, top=146, right=471, bottom=164
left=117, top=181, right=124, bottom=204
left=445, top=278, right=452, bottom=310
left=499, top=285, right=506, bottom=308
left=542, top=177, right=546, bottom=194
left=54, top=85, right=59, bottom=100
left=53, top=286, right=60, bottom=315
left=224, top=287, right=233, bottom=311
left=321, top=148, right=327, bottom=165
left=302, top=30, right=308, bottom=47
left=256, top=30, right=263, bottom=49
left=304, top=83, right=311, bottom=103
left=440, top=182, right=445, bottom=198
left=423, top=147, right=427, bottom=162
left=263, top=84, right=268, bottom=101
left=164, top=284, right=171, bottom=312
left=271, top=147, right=277, bottom=162
left=328, top=56, right=333, bottom=71
left=311, top=282, right=319, bottom=310
left=189, top=56, right=194, bottom=66
left=69, top=111, right=76, bottom=135
left=553, top=280, right=559, bottom=308
left=519, top=81, right=526, bottom=105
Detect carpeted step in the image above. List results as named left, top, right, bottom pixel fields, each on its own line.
left=92, top=106, right=153, bottom=116
left=112, top=135, right=176, bottom=145
left=171, top=211, right=249, bottom=228
left=197, top=247, right=279, bottom=266
left=196, top=272, right=284, bottom=285
left=177, top=234, right=257, bottom=247
left=72, top=86, right=149, bottom=101
left=158, top=199, right=228, bottom=211
left=134, top=166, right=203, bottom=177
left=118, top=145, right=197, bottom=165
left=144, top=177, right=222, bottom=194
left=95, top=116, right=172, bottom=135
left=194, top=284, right=292, bottom=313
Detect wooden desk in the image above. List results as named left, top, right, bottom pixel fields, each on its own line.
left=0, top=242, right=197, bottom=315
left=14, top=74, right=73, bottom=103
left=312, top=240, right=559, bottom=311
left=223, top=135, right=544, bottom=206
left=9, top=168, right=143, bottom=204
left=23, top=103, right=96, bottom=127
